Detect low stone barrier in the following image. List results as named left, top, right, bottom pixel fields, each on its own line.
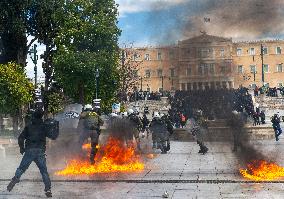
left=172, top=125, right=275, bottom=141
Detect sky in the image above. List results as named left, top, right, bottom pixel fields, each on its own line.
left=26, top=0, right=284, bottom=78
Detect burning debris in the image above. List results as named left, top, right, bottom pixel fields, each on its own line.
left=240, top=160, right=284, bottom=181
left=55, top=137, right=144, bottom=176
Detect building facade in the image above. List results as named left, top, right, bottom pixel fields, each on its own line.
left=126, top=33, right=284, bottom=92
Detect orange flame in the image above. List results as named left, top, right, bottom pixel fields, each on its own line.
left=56, top=137, right=144, bottom=175
left=146, top=153, right=157, bottom=159
left=240, top=160, right=284, bottom=181
left=82, top=143, right=91, bottom=150
left=82, top=143, right=99, bottom=151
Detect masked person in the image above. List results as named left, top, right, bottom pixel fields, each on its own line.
left=141, top=113, right=150, bottom=138
left=127, top=109, right=143, bottom=150
left=161, top=113, right=173, bottom=151
left=7, top=109, right=59, bottom=198
left=227, top=110, right=246, bottom=152
left=271, top=113, right=282, bottom=141
left=78, top=104, right=104, bottom=164
left=149, top=112, right=170, bottom=154
left=187, top=110, right=208, bottom=154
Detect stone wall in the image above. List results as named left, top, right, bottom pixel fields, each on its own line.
left=173, top=120, right=275, bottom=141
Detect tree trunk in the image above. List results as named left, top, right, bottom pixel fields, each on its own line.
left=79, top=83, right=85, bottom=105
left=0, top=114, right=4, bottom=131
left=12, top=109, right=19, bottom=134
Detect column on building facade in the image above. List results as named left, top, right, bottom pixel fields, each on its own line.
left=202, top=82, right=205, bottom=90
left=204, top=82, right=209, bottom=90
left=210, top=81, right=215, bottom=90
left=227, top=82, right=231, bottom=89
left=193, top=82, right=197, bottom=90
left=187, top=82, right=192, bottom=91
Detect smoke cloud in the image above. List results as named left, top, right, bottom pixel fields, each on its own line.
left=147, top=0, right=284, bottom=43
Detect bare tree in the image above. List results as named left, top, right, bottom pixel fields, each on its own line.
left=118, top=45, right=144, bottom=102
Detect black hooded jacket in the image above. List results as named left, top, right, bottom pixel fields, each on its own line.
left=18, top=118, right=48, bottom=151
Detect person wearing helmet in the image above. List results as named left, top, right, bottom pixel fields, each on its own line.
left=7, top=109, right=55, bottom=197
left=161, top=113, right=173, bottom=151
left=110, top=112, right=118, bottom=117
left=127, top=108, right=143, bottom=150
left=190, top=109, right=208, bottom=155
left=121, top=112, right=128, bottom=118
left=78, top=104, right=104, bottom=164
left=149, top=112, right=170, bottom=154
left=227, top=110, right=246, bottom=152
left=141, top=113, right=150, bottom=138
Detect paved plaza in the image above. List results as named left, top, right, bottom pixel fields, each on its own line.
left=0, top=135, right=284, bottom=199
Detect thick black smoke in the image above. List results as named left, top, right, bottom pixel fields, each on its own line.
left=106, top=117, right=136, bottom=142
left=148, top=0, right=284, bottom=44
left=169, top=89, right=273, bottom=167
left=226, top=112, right=271, bottom=165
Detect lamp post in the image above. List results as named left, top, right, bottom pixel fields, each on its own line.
left=160, top=75, right=165, bottom=92
left=261, top=44, right=265, bottom=86
left=140, top=76, right=143, bottom=91
left=140, top=75, right=147, bottom=91
left=28, top=44, right=38, bottom=88
left=95, top=68, right=99, bottom=99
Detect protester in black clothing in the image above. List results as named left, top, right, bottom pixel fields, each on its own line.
left=271, top=113, right=282, bottom=141
left=141, top=113, right=150, bottom=138
left=7, top=109, right=59, bottom=198
left=260, top=111, right=266, bottom=124
left=149, top=112, right=170, bottom=154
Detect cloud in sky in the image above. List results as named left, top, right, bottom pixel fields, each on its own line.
left=116, top=0, right=187, bottom=15
left=118, top=0, right=284, bottom=46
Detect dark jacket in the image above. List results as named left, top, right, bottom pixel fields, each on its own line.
left=161, top=115, right=173, bottom=135
left=142, top=114, right=149, bottom=127
left=149, top=118, right=169, bottom=137
left=271, top=114, right=281, bottom=126
left=18, top=119, right=48, bottom=151
left=128, top=113, right=143, bottom=130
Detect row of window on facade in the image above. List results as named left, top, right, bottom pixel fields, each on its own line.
left=144, top=68, right=175, bottom=78
left=189, top=63, right=231, bottom=76
left=180, top=81, right=233, bottom=90
left=237, top=64, right=284, bottom=74
left=236, top=46, right=282, bottom=56
left=181, top=48, right=225, bottom=58
left=132, top=50, right=176, bottom=61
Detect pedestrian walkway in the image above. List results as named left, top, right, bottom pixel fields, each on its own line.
left=0, top=139, right=283, bottom=198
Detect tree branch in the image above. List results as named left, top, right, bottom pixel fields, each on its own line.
left=27, top=37, right=37, bottom=49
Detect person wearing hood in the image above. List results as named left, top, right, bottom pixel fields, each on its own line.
left=7, top=109, right=57, bottom=197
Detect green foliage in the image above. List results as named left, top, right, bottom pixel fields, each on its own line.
left=45, top=91, right=64, bottom=115
left=0, top=0, right=29, bottom=64
left=0, top=62, right=33, bottom=114
left=0, top=0, right=121, bottom=113
left=53, top=0, right=121, bottom=112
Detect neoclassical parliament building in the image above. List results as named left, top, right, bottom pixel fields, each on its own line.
left=126, top=33, right=284, bottom=92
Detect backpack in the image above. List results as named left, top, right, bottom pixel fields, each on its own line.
left=84, top=112, right=99, bottom=130
left=44, top=119, right=59, bottom=140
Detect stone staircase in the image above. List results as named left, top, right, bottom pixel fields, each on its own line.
left=254, top=95, right=284, bottom=120
left=172, top=120, right=275, bottom=142
left=126, top=98, right=170, bottom=116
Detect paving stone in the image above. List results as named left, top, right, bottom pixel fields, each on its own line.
left=0, top=140, right=284, bottom=198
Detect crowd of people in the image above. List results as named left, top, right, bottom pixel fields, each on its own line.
left=125, top=90, right=172, bottom=102
left=127, top=91, right=162, bottom=101
left=169, top=88, right=255, bottom=127
left=254, top=85, right=284, bottom=97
